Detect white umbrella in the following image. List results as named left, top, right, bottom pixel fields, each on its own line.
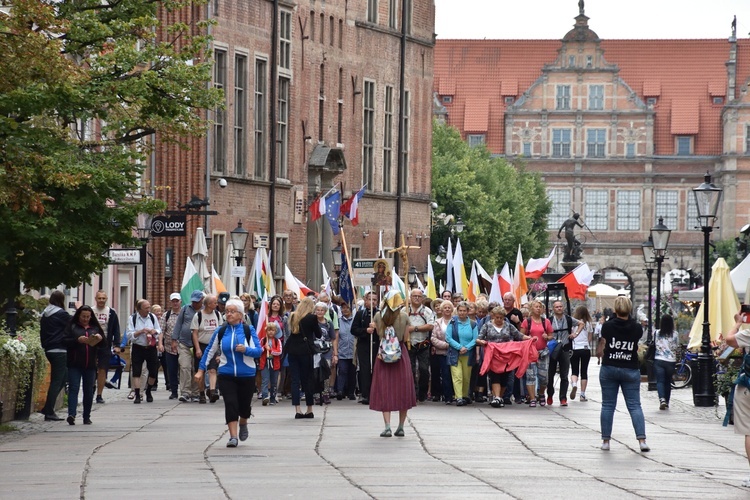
left=221, top=241, right=240, bottom=296
left=192, top=227, right=211, bottom=291
left=689, top=258, right=740, bottom=349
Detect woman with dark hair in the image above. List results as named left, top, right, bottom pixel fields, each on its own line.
left=39, top=291, right=71, bottom=421
left=597, top=296, right=649, bottom=452
left=64, top=305, right=104, bottom=425
left=370, top=290, right=416, bottom=437
left=653, top=314, right=679, bottom=410
left=570, top=305, right=594, bottom=402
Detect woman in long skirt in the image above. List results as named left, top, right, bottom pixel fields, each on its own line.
left=370, top=290, right=417, bottom=437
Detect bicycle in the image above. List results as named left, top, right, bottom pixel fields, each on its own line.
left=671, top=349, right=696, bottom=389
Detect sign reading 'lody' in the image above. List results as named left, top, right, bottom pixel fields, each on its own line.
left=150, top=215, right=187, bottom=237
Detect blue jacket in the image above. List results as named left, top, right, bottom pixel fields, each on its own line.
left=200, top=323, right=262, bottom=378
left=447, top=316, right=478, bottom=367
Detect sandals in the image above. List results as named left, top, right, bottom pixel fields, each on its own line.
left=529, top=400, right=537, bottom=407
left=380, top=429, right=392, bottom=437
left=127, top=391, right=135, bottom=400
left=538, top=396, right=546, bottom=407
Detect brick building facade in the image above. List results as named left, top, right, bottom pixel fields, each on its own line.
left=435, top=8, right=750, bottom=298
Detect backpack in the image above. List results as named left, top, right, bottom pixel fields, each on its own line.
left=450, top=316, right=477, bottom=343
left=197, top=310, right=222, bottom=326
left=131, top=312, right=158, bottom=329
left=378, top=325, right=402, bottom=363
left=216, top=322, right=252, bottom=346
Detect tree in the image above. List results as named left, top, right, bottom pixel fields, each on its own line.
left=431, top=122, right=551, bottom=282
left=0, top=0, right=223, bottom=311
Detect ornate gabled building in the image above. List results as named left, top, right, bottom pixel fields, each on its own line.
left=435, top=7, right=750, bottom=296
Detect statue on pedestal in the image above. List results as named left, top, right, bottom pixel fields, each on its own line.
left=558, top=213, right=584, bottom=262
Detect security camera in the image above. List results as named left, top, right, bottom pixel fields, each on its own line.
left=218, top=178, right=228, bottom=188
left=430, top=201, right=438, bottom=210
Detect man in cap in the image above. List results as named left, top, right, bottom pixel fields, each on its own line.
left=172, top=290, right=204, bottom=402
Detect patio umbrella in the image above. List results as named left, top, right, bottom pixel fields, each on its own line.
left=191, top=227, right=211, bottom=291
left=221, top=241, right=240, bottom=296
left=688, top=258, right=740, bottom=349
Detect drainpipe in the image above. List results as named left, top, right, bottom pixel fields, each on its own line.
left=268, top=0, right=279, bottom=270
left=205, top=2, right=213, bottom=243
left=394, top=0, right=408, bottom=272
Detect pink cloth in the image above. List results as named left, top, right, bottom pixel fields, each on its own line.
left=480, top=340, right=538, bottom=377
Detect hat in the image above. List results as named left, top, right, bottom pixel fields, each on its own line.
left=190, top=290, right=205, bottom=303
left=169, top=293, right=181, bottom=301
left=218, top=292, right=230, bottom=305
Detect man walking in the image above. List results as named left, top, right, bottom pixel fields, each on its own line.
left=547, top=301, right=583, bottom=407
left=172, top=290, right=204, bottom=402
left=407, top=289, right=434, bottom=402
left=191, top=294, right=222, bottom=403
left=125, top=299, right=161, bottom=404
left=92, top=290, right=121, bottom=404
left=352, top=291, right=379, bottom=404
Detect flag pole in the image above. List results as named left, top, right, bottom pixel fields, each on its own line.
left=338, top=221, right=358, bottom=305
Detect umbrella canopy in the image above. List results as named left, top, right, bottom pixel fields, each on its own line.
left=221, top=240, right=240, bottom=296
left=688, top=258, right=740, bottom=349
left=191, top=227, right=211, bottom=291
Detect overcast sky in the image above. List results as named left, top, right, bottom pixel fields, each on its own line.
left=434, top=0, right=750, bottom=40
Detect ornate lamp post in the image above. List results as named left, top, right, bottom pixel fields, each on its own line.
left=230, top=221, right=249, bottom=295
left=692, top=172, right=723, bottom=407
left=642, top=237, right=657, bottom=391
left=136, top=212, right=154, bottom=300
left=650, top=217, right=671, bottom=332
left=407, top=265, right=419, bottom=290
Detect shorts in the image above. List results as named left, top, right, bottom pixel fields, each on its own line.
left=96, top=343, right=112, bottom=369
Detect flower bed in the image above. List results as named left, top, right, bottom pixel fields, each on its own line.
left=0, top=324, right=48, bottom=423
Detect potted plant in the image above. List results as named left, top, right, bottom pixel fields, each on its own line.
left=0, top=323, right=48, bottom=422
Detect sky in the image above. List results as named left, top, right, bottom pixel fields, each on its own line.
left=434, top=0, right=750, bottom=40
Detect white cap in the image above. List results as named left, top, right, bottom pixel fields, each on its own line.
left=169, top=293, right=182, bottom=301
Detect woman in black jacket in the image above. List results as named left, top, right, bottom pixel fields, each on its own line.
left=39, top=291, right=71, bottom=421
left=65, top=305, right=103, bottom=425
left=285, top=297, right=321, bottom=419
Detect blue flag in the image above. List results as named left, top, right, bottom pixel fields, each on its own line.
left=339, top=251, right=354, bottom=306
left=324, top=191, right=341, bottom=235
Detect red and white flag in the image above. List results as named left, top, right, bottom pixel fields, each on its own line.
left=341, top=184, right=366, bottom=226
left=489, top=269, right=503, bottom=303
left=525, top=246, right=555, bottom=279
left=308, top=195, right=325, bottom=222
left=558, top=263, right=596, bottom=300
left=498, top=262, right=512, bottom=297
left=255, top=295, right=269, bottom=336
left=284, top=264, right=315, bottom=298
left=513, top=245, right=528, bottom=306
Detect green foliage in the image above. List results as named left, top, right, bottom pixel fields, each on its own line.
left=431, top=122, right=551, bottom=279
left=712, top=239, right=740, bottom=269
left=0, top=323, right=47, bottom=410
left=0, top=0, right=223, bottom=301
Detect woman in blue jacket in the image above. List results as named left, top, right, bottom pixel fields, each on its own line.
left=447, top=301, right=478, bottom=406
left=196, top=299, right=262, bottom=448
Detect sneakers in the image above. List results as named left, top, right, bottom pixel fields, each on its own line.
left=226, top=437, right=238, bottom=448
left=579, top=393, right=587, bottom=402
left=659, top=399, right=668, bottom=410
left=262, top=398, right=269, bottom=406
left=560, top=399, right=568, bottom=407
left=601, top=441, right=610, bottom=451
left=96, top=395, right=105, bottom=404
left=178, top=395, right=188, bottom=402
left=83, top=418, right=92, bottom=425
left=456, top=399, right=466, bottom=407
left=741, top=476, right=750, bottom=488
left=639, top=441, right=650, bottom=452
left=239, top=424, right=249, bottom=441
left=490, top=397, right=502, bottom=408
left=104, top=380, right=117, bottom=390
left=570, top=386, right=577, bottom=400
left=44, top=413, right=63, bottom=421
left=546, top=395, right=553, bottom=406
left=169, top=393, right=178, bottom=400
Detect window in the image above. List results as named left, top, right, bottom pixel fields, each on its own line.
left=254, top=58, right=267, bottom=179
left=586, top=55, right=593, bottom=68
left=568, top=55, right=576, bottom=68
left=686, top=194, right=700, bottom=231
left=310, top=10, right=315, bottom=41
left=442, top=95, right=452, bottom=104
left=367, top=0, right=377, bottom=23
left=274, top=236, right=289, bottom=293
left=616, top=191, right=641, bottom=231
left=400, top=90, right=410, bottom=193
left=388, top=0, right=396, bottom=28
left=523, top=142, right=531, bottom=156
left=329, top=16, right=334, bottom=46
left=383, top=85, right=393, bottom=192
left=646, top=97, right=657, bottom=106
left=626, top=142, right=635, bottom=158
left=350, top=246, right=361, bottom=260
left=586, top=128, right=606, bottom=158
left=467, top=134, right=485, bottom=148
left=213, top=49, right=227, bottom=174
left=713, top=96, right=724, bottom=105
left=589, top=84, right=604, bottom=110
left=556, top=85, right=571, bottom=110
left=362, top=80, right=375, bottom=188
left=212, top=232, right=226, bottom=276
left=745, top=125, right=750, bottom=153
left=547, top=189, right=571, bottom=229
left=279, top=11, right=291, bottom=71
left=403, top=0, right=412, bottom=34
left=584, top=190, right=608, bottom=230
left=338, top=19, right=343, bottom=49
left=552, top=128, right=571, bottom=158
left=504, top=96, right=514, bottom=105
left=677, top=136, right=692, bottom=155
left=337, top=68, right=343, bottom=144
left=277, top=77, right=289, bottom=179
left=318, top=64, right=325, bottom=142
left=234, top=54, right=247, bottom=176
left=320, top=13, right=324, bottom=44
left=655, top=190, right=678, bottom=230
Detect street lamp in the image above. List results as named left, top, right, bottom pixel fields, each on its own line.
left=650, top=216, right=671, bottom=331
left=331, top=243, right=342, bottom=293
left=407, top=265, right=419, bottom=289
left=641, top=237, right=657, bottom=391
left=230, top=220, right=249, bottom=295
left=136, top=212, right=153, bottom=300
left=453, top=216, right=464, bottom=234
left=692, top=172, right=723, bottom=407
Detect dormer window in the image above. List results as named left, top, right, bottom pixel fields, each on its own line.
left=504, top=96, right=514, bottom=105
left=646, top=97, right=657, bottom=106
left=442, top=95, right=452, bottom=104
left=712, top=96, right=724, bottom=105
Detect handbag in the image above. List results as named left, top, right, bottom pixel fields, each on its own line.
left=645, top=341, right=656, bottom=361
left=378, top=325, right=402, bottom=363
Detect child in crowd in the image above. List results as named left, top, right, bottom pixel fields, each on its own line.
left=259, top=322, right=283, bottom=405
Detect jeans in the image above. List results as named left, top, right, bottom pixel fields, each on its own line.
left=335, top=358, right=357, bottom=397
left=430, top=354, right=453, bottom=401
left=288, top=353, right=314, bottom=407
left=42, top=351, right=67, bottom=416
left=68, top=366, right=96, bottom=419
left=260, top=360, right=279, bottom=400
left=164, top=351, right=179, bottom=395
left=410, top=346, right=430, bottom=400
left=653, top=359, right=675, bottom=404
left=548, top=350, right=571, bottom=400
left=599, top=365, right=646, bottom=441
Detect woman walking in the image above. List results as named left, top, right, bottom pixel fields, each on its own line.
left=653, top=315, right=679, bottom=410
left=285, top=297, right=322, bottom=418
left=569, top=305, right=594, bottom=402
left=64, top=305, right=104, bottom=425
left=430, top=301, right=454, bottom=403
left=195, top=299, right=261, bottom=447
left=446, top=301, right=478, bottom=406
left=597, top=296, right=649, bottom=452
left=370, top=290, right=416, bottom=437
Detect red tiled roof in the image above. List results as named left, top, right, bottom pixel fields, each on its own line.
left=464, top=98, right=489, bottom=132
left=438, top=77, right=456, bottom=95
left=708, top=81, right=725, bottom=96
left=670, top=100, right=700, bottom=135
left=435, top=38, right=750, bottom=156
left=501, top=80, right=518, bottom=96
